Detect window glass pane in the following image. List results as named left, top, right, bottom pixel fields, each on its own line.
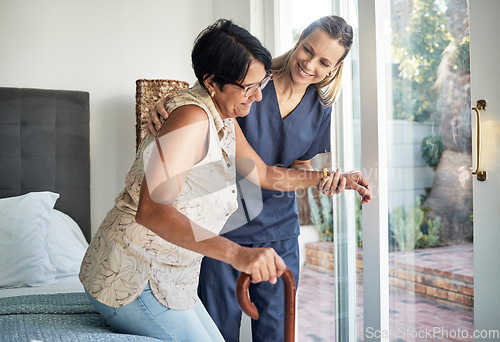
left=277, top=0, right=363, bottom=341
left=385, top=0, right=474, bottom=338
left=277, top=0, right=332, bottom=54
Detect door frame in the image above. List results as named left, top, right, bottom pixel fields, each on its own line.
left=357, top=0, right=391, bottom=340
left=469, top=0, right=500, bottom=339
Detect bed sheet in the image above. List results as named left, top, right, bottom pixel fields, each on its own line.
left=0, top=277, right=161, bottom=341
left=0, top=276, right=84, bottom=298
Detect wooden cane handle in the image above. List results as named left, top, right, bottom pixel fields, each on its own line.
left=236, top=272, right=259, bottom=319
left=236, top=267, right=296, bottom=342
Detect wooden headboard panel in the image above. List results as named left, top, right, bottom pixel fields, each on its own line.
left=0, top=87, right=91, bottom=242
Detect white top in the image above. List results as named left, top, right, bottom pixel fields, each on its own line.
left=80, top=82, right=238, bottom=309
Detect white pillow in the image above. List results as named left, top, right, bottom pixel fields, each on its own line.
left=0, top=192, right=59, bottom=287
left=46, top=209, right=89, bottom=279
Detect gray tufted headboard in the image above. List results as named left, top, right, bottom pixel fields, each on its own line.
left=0, top=87, right=91, bottom=242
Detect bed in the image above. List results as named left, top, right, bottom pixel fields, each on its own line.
left=0, top=87, right=160, bottom=341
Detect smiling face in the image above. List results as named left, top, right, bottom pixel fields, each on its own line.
left=208, top=60, right=267, bottom=120
left=289, top=28, right=346, bottom=87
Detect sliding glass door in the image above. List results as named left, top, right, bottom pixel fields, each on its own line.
left=251, top=1, right=499, bottom=341
left=356, top=0, right=500, bottom=341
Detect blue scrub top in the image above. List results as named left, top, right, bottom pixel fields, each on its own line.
left=222, top=80, right=332, bottom=243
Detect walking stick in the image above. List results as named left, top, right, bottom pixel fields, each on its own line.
left=236, top=267, right=296, bottom=342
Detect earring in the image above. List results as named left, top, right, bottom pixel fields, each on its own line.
left=210, top=91, right=215, bottom=97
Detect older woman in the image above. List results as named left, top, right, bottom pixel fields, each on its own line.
left=79, top=19, right=344, bottom=341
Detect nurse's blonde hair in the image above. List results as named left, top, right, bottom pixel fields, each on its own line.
left=271, top=15, right=353, bottom=106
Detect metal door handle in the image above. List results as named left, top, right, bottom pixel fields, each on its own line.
left=472, top=100, right=487, bottom=181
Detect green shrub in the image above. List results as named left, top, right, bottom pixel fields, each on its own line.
left=308, top=188, right=333, bottom=242
left=390, top=198, right=441, bottom=251
left=417, top=216, right=440, bottom=248
left=355, top=196, right=363, bottom=248
left=390, top=201, right=423, bottom=251
left=421, top=135, right=444, bottom=170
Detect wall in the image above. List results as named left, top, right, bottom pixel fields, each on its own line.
left=0, top=0, right=272, bottom=237
left=0, top=0, right=214, bottom=235
left=386, top=120, right=435, bottom=212
left=213, top=0, right=251, bottom=28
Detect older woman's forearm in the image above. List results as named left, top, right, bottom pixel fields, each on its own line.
left=136, top=180, right=238, bottom=262
left=136, top=199, right=245, bottom=267
left=136, top=181, right=286, bottom=283
left=260, top=165, right=324, bottom=191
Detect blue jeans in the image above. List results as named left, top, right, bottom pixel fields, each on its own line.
left=86, top=283, right=224, bottom=342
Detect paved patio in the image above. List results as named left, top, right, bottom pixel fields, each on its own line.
left=297, top=244, right=474, bottom=341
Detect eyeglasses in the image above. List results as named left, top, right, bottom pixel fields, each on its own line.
left=219, top=72, right=272, bottom=98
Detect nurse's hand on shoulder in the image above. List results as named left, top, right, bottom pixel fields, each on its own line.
left=230, top=247, right=287, bottom=285
left=146, top=94, right=177, bottom=135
